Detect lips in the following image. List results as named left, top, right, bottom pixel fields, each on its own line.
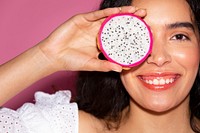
left=138, top=73, right=181, bottom=91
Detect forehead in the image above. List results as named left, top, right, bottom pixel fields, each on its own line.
left=132, top=0, right=193, bottom=25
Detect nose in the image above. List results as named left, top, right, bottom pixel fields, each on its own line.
left=146, top=38, right=171, bottom=67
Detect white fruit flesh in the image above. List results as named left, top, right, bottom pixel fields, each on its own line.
left=99, top=13, right=152, bottom=67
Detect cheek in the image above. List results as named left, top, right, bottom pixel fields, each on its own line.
left=120, top=71, right=134, bottom=95
left=172, top=47, right=199, bottom=70
left=172, top=46, right=199, bottom=97
left=120, top=70, right=142, bottom=99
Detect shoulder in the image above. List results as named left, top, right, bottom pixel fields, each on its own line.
left=78, top=110, right=111, bottom=133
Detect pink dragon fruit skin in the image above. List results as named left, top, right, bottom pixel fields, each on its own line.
left=98, top=13, right=153, bottom=68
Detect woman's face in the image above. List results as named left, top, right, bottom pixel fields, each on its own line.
left=120, top=0, right=200, bottom=112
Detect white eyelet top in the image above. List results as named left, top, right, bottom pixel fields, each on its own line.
left=0, top=90, right=78, bottom=133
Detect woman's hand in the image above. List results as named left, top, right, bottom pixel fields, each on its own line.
left=38, top=6, right=146, bottom=72
left=0, top=6, right=147, bottom=105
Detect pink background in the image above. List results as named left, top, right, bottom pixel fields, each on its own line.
left=0, top=0, right=101, bottom=109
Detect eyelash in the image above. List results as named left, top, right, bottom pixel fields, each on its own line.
left=171, top=34, right=190, bottom=41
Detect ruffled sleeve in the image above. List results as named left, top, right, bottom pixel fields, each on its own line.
left=0, top=90, right=78, bottom=133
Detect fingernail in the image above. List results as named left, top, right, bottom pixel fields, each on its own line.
left=136, top=9, right=146, bottom=13
left=135, top=7, right=139, bottom=10
left=118, top=7, right=122, bottom=11
left=112, top=66, right=122, bottom=72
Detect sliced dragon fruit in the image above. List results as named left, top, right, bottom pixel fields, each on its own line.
left=98, top=13, right=153, bottom=67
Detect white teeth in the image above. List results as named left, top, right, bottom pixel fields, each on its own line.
left=144, top=78, right=175, bottom=85
left=153, top=79, right=159, bottom=85
left=159, top=79, right=165, bottom=85
left=166, top=79, right=170, bottom=84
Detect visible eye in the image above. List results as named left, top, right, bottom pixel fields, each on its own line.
left=171, top=34, right=190, bottom=41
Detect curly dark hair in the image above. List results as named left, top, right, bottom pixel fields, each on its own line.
left=76, top=0, right=200, bottom=132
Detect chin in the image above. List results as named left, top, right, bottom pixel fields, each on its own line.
left=140, top=100, right=177, bottom=114
left=146, top=105, right=173, bottom=113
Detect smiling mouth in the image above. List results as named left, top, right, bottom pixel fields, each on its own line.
left=138, top=73, right=181, bottom=91
left=144, top=78, right=175, bottom=85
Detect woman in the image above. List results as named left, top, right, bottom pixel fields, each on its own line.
left=77, top=0, right=200, bottom=133
left=0, top=0, right=200, bottom=133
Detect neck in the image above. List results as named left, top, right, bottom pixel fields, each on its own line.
left=118, top=96, right=193, bottom=133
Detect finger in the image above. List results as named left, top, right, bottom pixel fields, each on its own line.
left=85, top=59, right=122, bottom=72
left=97, top=8, right=147, bottom=24
left=120, top=6, right=137, bottom=13
left=134, top=9, right=147, bottom=18
left=83, top=7, right=121, bottom=22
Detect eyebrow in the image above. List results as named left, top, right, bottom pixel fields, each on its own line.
left=167, top=22, right=195, bottom=32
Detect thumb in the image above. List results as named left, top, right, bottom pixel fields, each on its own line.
left=85, top=59, right=122, bottom=72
